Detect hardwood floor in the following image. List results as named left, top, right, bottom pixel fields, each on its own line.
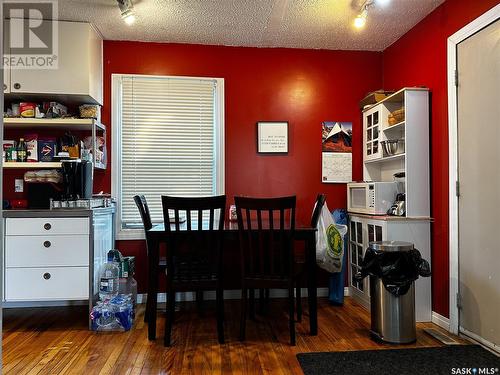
left=2, top=297, right=462, bottom=374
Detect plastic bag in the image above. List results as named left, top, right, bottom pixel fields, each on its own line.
left=316, top=203, right=347, bottom=273
left=355, top=247, right=431, bottom=296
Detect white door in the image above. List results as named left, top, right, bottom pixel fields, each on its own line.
left=457, top=18, right=500, bottom=350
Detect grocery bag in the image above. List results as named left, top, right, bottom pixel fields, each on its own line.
left=316, top=203, right=347, bottom=273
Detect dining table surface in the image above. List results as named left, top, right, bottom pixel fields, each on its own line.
left=145, top=219, right=318, bottom=340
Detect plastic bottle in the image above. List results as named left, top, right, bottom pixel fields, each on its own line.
left=17, top=138, right=27, bottom=162
left=99, top=251, right=120, bottom=301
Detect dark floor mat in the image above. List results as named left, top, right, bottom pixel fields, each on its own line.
left=297, top=345, right=499, bottom=375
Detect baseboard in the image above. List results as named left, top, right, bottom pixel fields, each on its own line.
left=431, top=311, right=451, bottom=331
left=460, top=327, right=500, bottom=355
left=136, top=287, right=351, bottom=304
left=3, top=300, right=88, bottom=308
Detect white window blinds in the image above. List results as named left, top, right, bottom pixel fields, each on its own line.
left=118, top=76, right=219, bottom=227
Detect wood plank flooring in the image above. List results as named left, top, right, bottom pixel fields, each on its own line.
left=2, top=297, right=463, bottom=374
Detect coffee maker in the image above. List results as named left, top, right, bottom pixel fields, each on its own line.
left=61, top=160, right=93, bottom=200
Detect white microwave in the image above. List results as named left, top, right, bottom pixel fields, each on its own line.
left=347, top=182, right=397, bottom=215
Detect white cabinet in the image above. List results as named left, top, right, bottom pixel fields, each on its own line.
left=4, top=21, right=102, bottom=104
left=362, top=88, right=430, bottom=218
left=3, top=207, right=115, bottom=306
left=350, top=87, right=432, bottom=322
left=348, top=214, right=431, bottom=322
left=4, top=216, right=90, bottom=301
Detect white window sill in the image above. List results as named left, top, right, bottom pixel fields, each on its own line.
left=116, top=228, right=145, bottom=241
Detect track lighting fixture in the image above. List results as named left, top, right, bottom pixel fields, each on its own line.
left=117, top=0, right=136, bottom=25
left=354, top=0, right=390, bottom=29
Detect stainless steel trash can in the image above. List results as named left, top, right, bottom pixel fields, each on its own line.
left=369, top=241, right=416, bottom=344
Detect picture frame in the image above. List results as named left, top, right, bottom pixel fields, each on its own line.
left=256, top=121, right=289, bottom=154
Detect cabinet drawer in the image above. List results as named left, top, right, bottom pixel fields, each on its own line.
left=5, top=235, right=89, bottom=267
left=5, top=267, right=88, bottom=301
left=5, top=217, right=89, bottom=236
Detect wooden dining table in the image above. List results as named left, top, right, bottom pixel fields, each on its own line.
left=145, top=220, right=318, bottom=341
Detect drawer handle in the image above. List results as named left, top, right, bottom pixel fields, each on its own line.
left=43, top=273, right=51, bottom=280
left=44, top=223, right=52, bottom=230
left=43, top=241, right=51, bottom=248
left=13, top=83, right=21, bottom=90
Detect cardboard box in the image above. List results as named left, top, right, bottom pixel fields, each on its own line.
left=38, top=140, right=57, bottom=162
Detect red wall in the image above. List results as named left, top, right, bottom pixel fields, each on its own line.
left=99, top=42, right=382, bottom=291
left=382, top=0, right=500, bottom=317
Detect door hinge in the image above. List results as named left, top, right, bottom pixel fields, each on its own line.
left=456, top=180, right=460, bottom=197
left=456, top=292, right=462, bottom=310
left=454, top=69, right=459, bottom=87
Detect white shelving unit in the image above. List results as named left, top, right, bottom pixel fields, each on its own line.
left=362, top=87, right=430, bottom=218
left=2, top=118, right=106, bottom=170
left=349, top=87, right=432, bottom=322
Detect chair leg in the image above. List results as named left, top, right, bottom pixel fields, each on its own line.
left=239, top=288, right=247, bottom=341
left=216, top=287, right=225, bottom=344
left=249, top=289, right=255, bottom=320
left=259, top=288, right=265, bottom=314
left=144, top=291, right=150, bottom=322
left=196, top=290, right=204, bottom=316
left=289, top=286, right=296, bottom=346
left=296, top=284, right=302, bottom=322
left=164, top=290, right=175, bottom=347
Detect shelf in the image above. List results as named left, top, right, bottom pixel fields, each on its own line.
left=362, top=87, right=429, bottom=112
left=3, top=162, right=61, bottom=169
left=383, top=121, right=405, bottom=132
left=3, top=118, right=106, bottom=131
left=364, top=153, right=405, bottom=164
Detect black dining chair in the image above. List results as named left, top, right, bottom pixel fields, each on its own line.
left=235, top=195, right=297, bottom=345
left=134, top=195, right=168, bottom=323
left=161, top=195, right=226, bottom=346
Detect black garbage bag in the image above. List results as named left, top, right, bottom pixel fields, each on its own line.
left=355, top=248, right=431, bottom=296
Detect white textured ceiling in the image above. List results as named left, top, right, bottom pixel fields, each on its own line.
left=57, top=0, right=444, bottom=51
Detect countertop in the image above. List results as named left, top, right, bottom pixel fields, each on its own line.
left=3, top=206, right=115, bottom=218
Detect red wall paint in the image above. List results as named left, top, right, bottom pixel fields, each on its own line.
left=100, top=41, right=382, bottom=291
left=382, top=0, right=500, bottom=317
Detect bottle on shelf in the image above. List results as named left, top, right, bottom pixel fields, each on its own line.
left=17, top=138, right=27, bottom=162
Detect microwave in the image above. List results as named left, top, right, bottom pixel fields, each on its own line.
left=347, top=182, right=397, bottom=215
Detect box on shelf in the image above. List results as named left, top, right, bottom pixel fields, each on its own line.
left=25, top=134, right=38, bottom=162
left=38, top=139, right=57, bottom=161
left=359, top=90, right=395, bottom=109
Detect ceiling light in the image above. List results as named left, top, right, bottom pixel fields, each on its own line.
left=354, top=7, right=368, bottom=29
left=376, top=0, right=391, bottom=6
left=117, top=0, right=136, bottom=25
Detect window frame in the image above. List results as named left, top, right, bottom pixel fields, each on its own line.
left=111, top=73, right=225, bottom=240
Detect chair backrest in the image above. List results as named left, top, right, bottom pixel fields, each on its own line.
left=161, top=195, right=227, bottom=283
left=134, top=195, right=153, bottom=231
left=310, top=194, right=326, bottom=228
left=234, top=196, right=296, bottom=280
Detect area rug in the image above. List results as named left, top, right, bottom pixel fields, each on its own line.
left=297, top=345, right=499, bottom=375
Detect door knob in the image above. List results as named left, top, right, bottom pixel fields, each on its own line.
left=3, top=84, right=6, bottom=91
left=43, top=273, right=51, bottom=280
left=13, top=83, right=21, bottom=89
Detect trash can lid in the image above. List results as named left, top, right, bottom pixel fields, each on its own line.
left=368, top=241, right=414, bottom=252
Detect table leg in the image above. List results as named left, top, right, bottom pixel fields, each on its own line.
left=148, top=236, right=159, bottom=340
left=306, top=232, right=318, bottom=335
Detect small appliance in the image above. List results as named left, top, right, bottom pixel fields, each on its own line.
left=387, top=193, right=406, bottom=216
left=61, top=160, right=93, bottom=200
left=347, top=182, right=397, bottom=215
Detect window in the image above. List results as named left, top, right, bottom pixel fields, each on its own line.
left=112, top=74, right=224, bottom=239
